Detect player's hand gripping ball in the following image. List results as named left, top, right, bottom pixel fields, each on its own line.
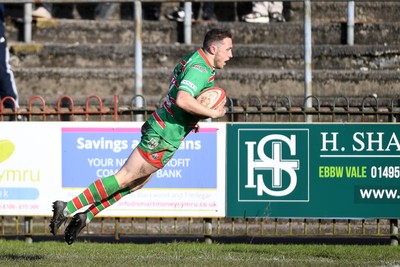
left=196, top=87, right=226, bottom=109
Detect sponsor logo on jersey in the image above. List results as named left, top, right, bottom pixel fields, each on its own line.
left=181, top=80, right=198, bottom=93
left=190, top=64, right=206, bottom=72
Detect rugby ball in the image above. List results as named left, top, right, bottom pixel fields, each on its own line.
left=196, top=87, right=226, bottom=109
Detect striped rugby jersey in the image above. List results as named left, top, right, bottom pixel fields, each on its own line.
left=146, top=48, right=215, bottom=147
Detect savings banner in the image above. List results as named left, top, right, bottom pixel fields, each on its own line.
left=0, top=122, right=226, bottom=217
left=227, top=123, right=400, bottom=219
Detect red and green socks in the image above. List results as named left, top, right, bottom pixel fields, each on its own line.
left=64, top=175, right=122, bottom=216
left=85, top=187, right=131, bottom=222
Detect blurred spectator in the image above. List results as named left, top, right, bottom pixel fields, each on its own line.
left=32, top=3, right=118, bottom=20
left=95, top=3, right=118, bottom=20
left=242, top=1, right=285, bottom=23
left=0, top=4, right=19, bottom=113
left=166, top=2, right=217, bottom=22
left=27, top=3, right=163, bottom=21
left=32, top=3, right=52, bottom=19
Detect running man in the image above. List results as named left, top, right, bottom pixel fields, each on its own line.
left=50, top=28, right=233, bottom=245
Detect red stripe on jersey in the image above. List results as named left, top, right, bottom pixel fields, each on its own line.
left=94, top=179, right=108, bottom=200
left=72, top=198, right=83, bottom=210
left=152, top=111, right=165, bottom=129
left=164, top=102, right=174, bottom=116
left=83, top=188, right=95, bottom=204
left=180, top=60, right=187, bottom=72
left=208, top=75, right=215, bottom=83
left=171, top=77, right=179, bottom=88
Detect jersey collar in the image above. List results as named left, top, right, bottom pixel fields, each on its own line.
left=198, top=48, right=214, bottom=69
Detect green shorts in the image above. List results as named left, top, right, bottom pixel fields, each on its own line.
left=137, top=121, right=178, bottom=169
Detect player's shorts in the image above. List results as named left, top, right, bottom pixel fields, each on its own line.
left=137, top=121, right=178, bottom=169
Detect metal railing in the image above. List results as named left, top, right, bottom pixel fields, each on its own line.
left=1, top=94, right=400, bottom=123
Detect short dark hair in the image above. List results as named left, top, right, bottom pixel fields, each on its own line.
left=203, top=29, right=232, bottom=52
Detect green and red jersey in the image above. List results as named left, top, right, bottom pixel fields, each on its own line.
left=146, top=48, right=215, bottom=147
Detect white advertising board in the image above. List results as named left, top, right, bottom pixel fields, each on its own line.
left=0, top=122, right=226, bottom=217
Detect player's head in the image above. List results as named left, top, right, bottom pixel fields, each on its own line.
left=203, top=29, right=233, bottom=69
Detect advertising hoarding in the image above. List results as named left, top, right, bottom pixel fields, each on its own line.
left=0, top=122, right=226, bottom=217
left=227, top=123, right=400, bottom=218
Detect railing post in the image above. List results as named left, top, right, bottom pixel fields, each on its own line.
left=347, top=1, right=355, bottom=45
left=184, top=2, right=192, bottom=44
left=134, top=0, right=144, bottom=122
left=390, top=219, right=399, bottom=246
left=204, top=218, right=212, bottom=244
left=24, top=216, right=33, bottom=243
left=115, top=217, right=121, bottom=240
left=23, top=3, right=32, bottom=43
left=304, top=0, right=312, bottom=123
